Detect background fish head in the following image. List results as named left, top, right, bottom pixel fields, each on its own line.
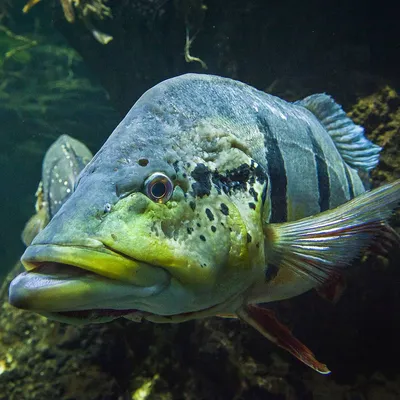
left=9, top=75, right=267, bottom=324
left=21, top=134, right=93, bottom=246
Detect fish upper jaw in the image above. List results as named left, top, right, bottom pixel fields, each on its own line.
left=20, top=242, right=167, bottom=285
left=9, top=242, right=171, bottom=315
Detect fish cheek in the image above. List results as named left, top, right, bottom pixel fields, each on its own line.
left=96, top=193, right=201, bottom=274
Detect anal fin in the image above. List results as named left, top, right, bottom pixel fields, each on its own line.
left=237, top=305, right=330, bottom=374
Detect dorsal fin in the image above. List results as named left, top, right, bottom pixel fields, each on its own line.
left=295, top=94, right=382, bottom=171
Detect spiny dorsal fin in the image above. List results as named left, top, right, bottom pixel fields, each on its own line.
left=295, top=94, right=381, bottom=171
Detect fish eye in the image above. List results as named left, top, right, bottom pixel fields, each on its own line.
left=144, top=173, right=174, bottom=203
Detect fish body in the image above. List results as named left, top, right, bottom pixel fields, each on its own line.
left=9, top=74, right=400, bottom=373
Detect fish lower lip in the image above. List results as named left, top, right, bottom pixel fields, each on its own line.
left=9, top=262, right=169, bottom=312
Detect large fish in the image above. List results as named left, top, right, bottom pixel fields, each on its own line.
left=9, top=74, right=400, bottom=374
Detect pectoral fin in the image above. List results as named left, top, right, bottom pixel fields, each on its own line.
left=237, top=305, right=330, bottom=374
left=264, top=179, right=400, bottom=286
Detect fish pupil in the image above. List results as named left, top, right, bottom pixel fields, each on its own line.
left=151, top=181, right=166, bottom=199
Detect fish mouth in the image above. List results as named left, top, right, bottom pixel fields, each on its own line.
left=8, top=243, right=171, bottom=323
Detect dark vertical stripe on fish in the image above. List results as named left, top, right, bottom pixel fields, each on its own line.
left=307, top=127, right=330, bottom=212
left=344, top=165, right=355, bottom=199
left=257, top=116, right=287, bottom=223
left=261, top=175, right=268, bottom=205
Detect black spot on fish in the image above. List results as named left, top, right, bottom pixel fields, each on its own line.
left=265, top=263, right=279, bottom=282
left=200, top=235, right=206, bottom=242
left=189, top=201, right=196, bottom=211
left=212, top=164, right=250, bottom=194
left=261, top=177, right=268, bottom=205
left=111, top=233, right=117, bottom=241
left=191, top=163, right=212, bottom=197
left=256, top=242, right=260, bottom=248
left=227, top=164, right=251, bottom=189
left=249, top=202, right=256, bottom=210
left=173, top=160, right=179, bottom=173
left=197, top=223, right=201, bottom=228
left=211, top=225, right=216, bottom=232
left=247, top=233, right=252, bottom=243
left=183, top=173, right=187, bottom=178
left=187, top=227, right=193, bottom=235
left=254, top=165, right=266, bottom=185
left=138, top=158, right=148, bottom=167
left=205, top=208, right=214, bottom=221
left=211, top=162, right=267, bottom=196
left=249, top=187, right=258, bottom=202
left=220, top=203, right=229, bottom=215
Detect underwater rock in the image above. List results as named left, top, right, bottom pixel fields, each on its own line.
left=349, top=86, right=400, bottom=184
left=0, top=298, right=128, bottom=400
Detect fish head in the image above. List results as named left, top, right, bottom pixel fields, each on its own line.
left=41, top=134, right=93, bottom=218
left=9, top=75, right=268, bottom=324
